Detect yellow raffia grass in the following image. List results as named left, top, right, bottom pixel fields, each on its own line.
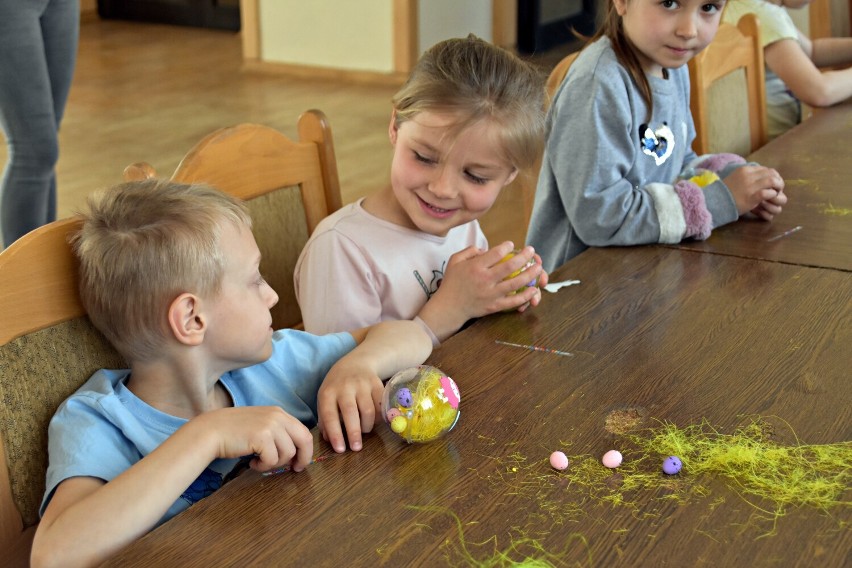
left=408, top=505, right=592, bottom=568
left=402, top=418, right=848, bottom=565
left=824, top=203, right=852, bottom=216
left=561, top=417, right=851, bottom=530
left=472, top=417, right=850, bottom=533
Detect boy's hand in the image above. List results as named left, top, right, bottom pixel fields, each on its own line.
left=200, top=406, right=315, bottom=473
left=723, top=165, right=785, bottom=217
left=420, top=241, right=544, bottom=340
left=317, top=359, right=383, bottom=453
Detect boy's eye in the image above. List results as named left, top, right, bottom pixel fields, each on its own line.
left=413, top=151, right=436, bottom=165
left=701, top=2, right=722, bottom=13
left=661, top=0, right=677, bottom=8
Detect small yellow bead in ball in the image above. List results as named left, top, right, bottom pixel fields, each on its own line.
left=390, top=415, right=408, bottom=434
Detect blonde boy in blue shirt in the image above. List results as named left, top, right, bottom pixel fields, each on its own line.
left=31, top=179, right=432, bottom=567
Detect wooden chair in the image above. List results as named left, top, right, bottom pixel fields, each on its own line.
left=808, top=0, right=833, bottom=39
left=521, top=51, right=580, bottom=229
left=0, top=110, right=342, bottom=565
left=123, top=109, right=342, bottom=331
left=688, top=13, right=768, bottom=156
left=545, top=51, right=580, bottom=104
left=0, top=218, right=126, bottom=567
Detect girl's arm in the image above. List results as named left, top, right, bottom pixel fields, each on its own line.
left=765, top=36, right=852, bottom=108
left=800, top=34, right=852, bottom=68
left=317, top=320, right=433, bottom=453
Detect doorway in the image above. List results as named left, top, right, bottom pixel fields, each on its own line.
left=97, top=0, right=240, bottom=31
left=517, top=0, right=595, bottom=53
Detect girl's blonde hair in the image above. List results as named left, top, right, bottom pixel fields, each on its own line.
left=392, top=34, right=546, bottom=170
left=72, top=179, right=251, bottom=362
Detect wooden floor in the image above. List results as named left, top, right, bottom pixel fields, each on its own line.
left=0, top=16, right=578, bottom=247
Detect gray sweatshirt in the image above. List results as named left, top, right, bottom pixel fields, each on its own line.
left=527, top=37, right=740, bottom=272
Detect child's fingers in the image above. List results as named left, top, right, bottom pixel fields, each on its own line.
left=286, top=424, right=314, bottom=472
left=499, top=261, right=543, bottom=295
left=371, top=383, right=384, bottom=426
left=356, top=388, right=376, bottom=435
left=481, top=241, right=518, bottom=267
left=447, top=245, right=487, bottom=265
left=750, top=203, right=776, bottom=221
left=251, top=438, right=281, bottom=471
left=339, top=399, right=364, bottom=452
left=766, top=190, right=788, bottom=206
left=318, top=404, right=346, bottom=453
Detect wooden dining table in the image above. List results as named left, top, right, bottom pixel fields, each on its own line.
left=669, top=99, right=852, bottom=271
left=104, top=245, right=851, bottom=567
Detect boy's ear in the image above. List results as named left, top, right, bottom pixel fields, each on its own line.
left=613, top=0, right=628, bottom=16
left=168, top=293, right=206, bottom=346
left=388, top=110, right=399, bottom=145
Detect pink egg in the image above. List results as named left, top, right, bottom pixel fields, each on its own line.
left=601, top=449, right=623, bottom=468
left=549, top=451, right=569, bottom=470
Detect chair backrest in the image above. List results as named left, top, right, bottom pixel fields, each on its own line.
left=545, top=51, right=580, bottom=104
left=124, top=110, right=342, bottom=331
left=808, top=0, right=831, bottom=38
left=0, top=218, right=126, bottom=567
left=521, top=51, right=580, bottom=230
left=0, top=110, right=341, bottom=565
left=688, top=13, right=767, bottom=156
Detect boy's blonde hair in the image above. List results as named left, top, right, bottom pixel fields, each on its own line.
left=72, top=179, right=251, bottom=362
left=392, top=34, right=546, bottom=171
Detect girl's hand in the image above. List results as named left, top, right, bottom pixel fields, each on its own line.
left=317, top=359, right=382, bottom=454
left=723, top=165, right=785, bottom=215
left=418, top=241, right=544, bottom=341
left=750, top=187, right=788, bottom=221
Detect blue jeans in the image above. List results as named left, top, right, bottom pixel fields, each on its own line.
left=0, top=0, right=79, bottom=248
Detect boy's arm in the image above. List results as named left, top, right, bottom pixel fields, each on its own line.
left=32, top=406, right=312, bottom=568
left=318, top=320, right=433, bottom=453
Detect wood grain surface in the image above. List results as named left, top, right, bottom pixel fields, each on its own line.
left=104, top=247, right=851, bottom=567
left=670, top=100, right=852, bottom=271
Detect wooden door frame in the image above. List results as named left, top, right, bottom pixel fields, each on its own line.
left=239, top=0, right=516, bottom=75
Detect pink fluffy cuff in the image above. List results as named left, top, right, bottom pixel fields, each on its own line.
left=696, top=153, right=745, bottom=173
left=674, top=180, right=713, bottom=240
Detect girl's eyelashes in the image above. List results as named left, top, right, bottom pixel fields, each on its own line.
left=413, top=150, right=436, bottom=165
left=411, top=148, right=496, bottom=184
left=465, top=171, right=489, bottom=185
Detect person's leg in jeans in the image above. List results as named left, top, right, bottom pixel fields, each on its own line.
left=0, top=0, right=79, bottom=247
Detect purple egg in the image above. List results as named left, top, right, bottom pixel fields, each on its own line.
left=396, top=387, right=413, bottom=407
left=662, top=456, right=682, bottom=475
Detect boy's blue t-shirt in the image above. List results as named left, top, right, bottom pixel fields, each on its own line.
left=40, top=329, right=357, bottom=524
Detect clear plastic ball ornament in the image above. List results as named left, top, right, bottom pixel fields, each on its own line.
left=381, top=365, right=461, bottom=443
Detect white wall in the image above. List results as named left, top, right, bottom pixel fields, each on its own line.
left=259, top=0, right=395, bottom=73
left=417, top=0, right=492, bottom=55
